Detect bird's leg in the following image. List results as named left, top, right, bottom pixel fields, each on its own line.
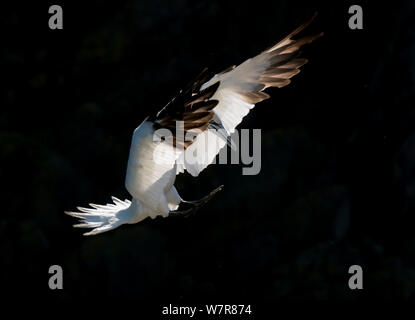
left=169, top=185, right=224, bottom=218
left=181, top=185, right=224, bottom=205
left=168, top=206, right=195, bottom=218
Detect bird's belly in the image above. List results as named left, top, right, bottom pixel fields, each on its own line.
left=125, top=120, right=178, bottom=210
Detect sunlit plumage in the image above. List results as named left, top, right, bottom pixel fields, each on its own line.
left=65, top=15, right=322, bottom=235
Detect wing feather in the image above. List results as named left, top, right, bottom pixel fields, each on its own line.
left=177, top=15, right=322, bottom=176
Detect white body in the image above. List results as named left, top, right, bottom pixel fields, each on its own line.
left=125, top=120, right=181, bottom=219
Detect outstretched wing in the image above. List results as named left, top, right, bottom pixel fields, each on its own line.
left=176, top=14, right=323, bottom=176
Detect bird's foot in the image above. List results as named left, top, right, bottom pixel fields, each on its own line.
left=169, top=185, right=224, bottom=218
left=182, top=185, right=224, bottom=205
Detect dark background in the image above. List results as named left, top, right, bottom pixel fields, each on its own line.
left=2, top=0, right=415, bottom=307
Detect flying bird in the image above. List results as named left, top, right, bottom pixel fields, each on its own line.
left=65, top=15, right=323, bottom=235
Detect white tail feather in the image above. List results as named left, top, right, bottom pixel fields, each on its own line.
left=65, top=197, right=139, bottom=236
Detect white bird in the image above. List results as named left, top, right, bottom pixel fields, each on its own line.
left=65, top=15, right=322, bottom=236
